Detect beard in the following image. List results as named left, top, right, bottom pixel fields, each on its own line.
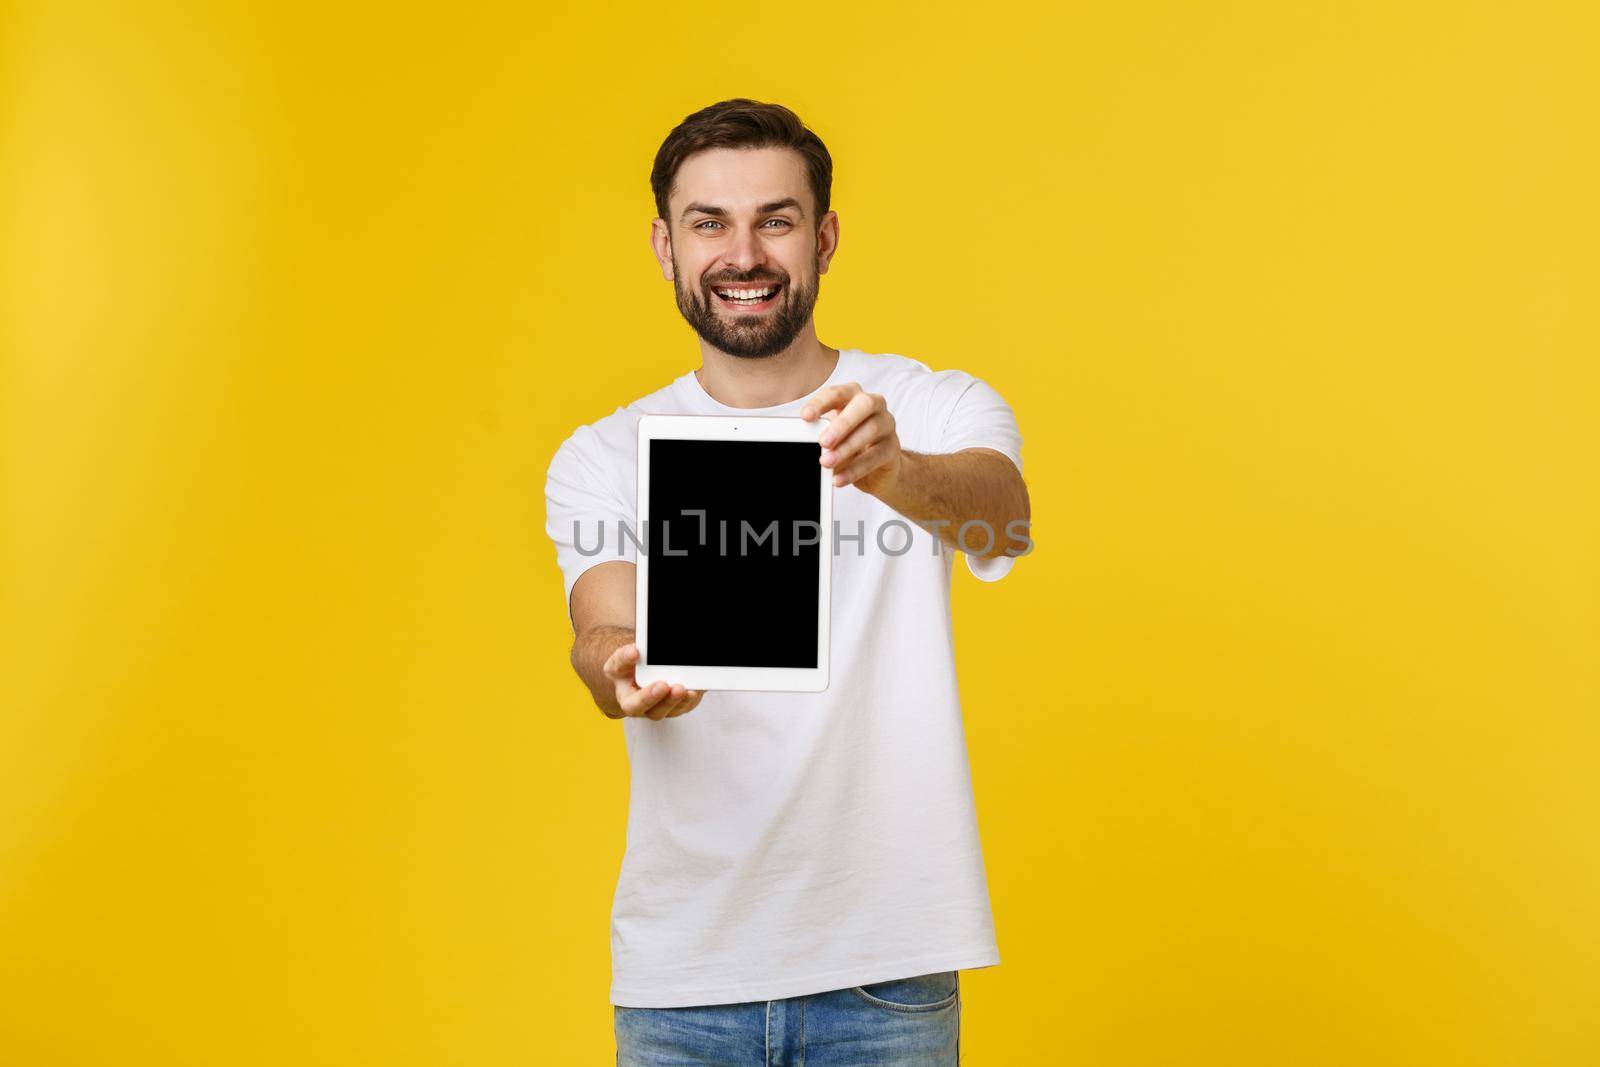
left=671, top=255, right=820, bottom=360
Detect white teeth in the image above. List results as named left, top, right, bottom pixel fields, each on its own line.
left=716, top=286, right=776, bottom=299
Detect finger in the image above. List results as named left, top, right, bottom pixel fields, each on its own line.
left=658, top=689, right=703, bottom=719
left=800, top=382, right=860, bottom=421
left=644, top=683, right=687, bottom=720
left=664, top=690, right=705, bottom=718
left=820, top=411, right=888, bottom=470
left=816, top=391, right=879, bottom=451
left=651, top=687, right=697, bottom=720
left=603, top=643, right=640, bottom=680
left=620, top=680, right=670, bottom=717
left=832, top=441, right=893, bottom=487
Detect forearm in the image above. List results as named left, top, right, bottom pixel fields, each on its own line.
left=872, top=448, right=1031, bottom=559
left=570, top=624, right=634, bottom=718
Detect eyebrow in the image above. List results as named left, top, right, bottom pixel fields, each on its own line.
left=680, top=197, right=806, bottom=222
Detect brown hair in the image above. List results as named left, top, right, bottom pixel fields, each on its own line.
left=650, top=98, right=833, bottom=227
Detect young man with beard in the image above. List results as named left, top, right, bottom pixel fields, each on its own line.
left=543, top=98, right=1031, bottom=1065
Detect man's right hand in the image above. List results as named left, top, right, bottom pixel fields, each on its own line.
left=567, top=562, right=703, bottom=720
left=602, top=642, right=705, bottom=720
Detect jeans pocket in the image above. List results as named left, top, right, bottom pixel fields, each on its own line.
left=849, top=970, right=959, bottom=1013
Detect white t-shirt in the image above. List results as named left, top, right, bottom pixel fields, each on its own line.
left=543, top=348, right=1024, bottom=1008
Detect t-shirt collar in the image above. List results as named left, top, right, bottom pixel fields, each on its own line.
left=677, top=348, right=857, bottom=415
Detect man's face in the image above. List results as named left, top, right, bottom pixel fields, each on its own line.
left=653, top=147, right=836, bottom=359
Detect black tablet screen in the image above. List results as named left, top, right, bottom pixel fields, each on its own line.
left=646, top=438, right=821, bottom=668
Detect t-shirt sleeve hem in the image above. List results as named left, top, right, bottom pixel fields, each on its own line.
left=563, top=555, right=637, bottom=629
left=950, top=442, right=1023, bottom=474
left=964, top=551, right=1016, bottom=582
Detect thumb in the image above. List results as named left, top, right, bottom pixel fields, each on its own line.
left=603, top=642, right=640, bottom=680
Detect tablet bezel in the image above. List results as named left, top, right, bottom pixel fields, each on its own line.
left=635, top=413, right=833, bottom=692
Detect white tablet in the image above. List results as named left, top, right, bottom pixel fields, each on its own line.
left=635, top=413, right=833, bottom=692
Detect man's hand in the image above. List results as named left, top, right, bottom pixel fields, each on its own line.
left=601, top=641, right=705, bottom=720
left=801, top=382, right=1031, bottom=562
left=568, top=564, right=706, bottom=721
left=801, top=382, right=903, bottom=497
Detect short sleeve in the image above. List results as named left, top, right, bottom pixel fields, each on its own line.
left=931, top=372, right=1026, bottom=582
left=543, top=430, right=636, bottom=625
left=936, top=374, right=1024, bottom=474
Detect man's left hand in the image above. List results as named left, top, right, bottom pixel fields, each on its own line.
left=800, top=383, right=903, bottom=496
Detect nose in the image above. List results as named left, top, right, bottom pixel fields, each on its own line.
left=720, top=223, right=766, bottom=275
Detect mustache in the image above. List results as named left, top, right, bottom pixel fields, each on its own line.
left=703, top=275, right=786, bottom=288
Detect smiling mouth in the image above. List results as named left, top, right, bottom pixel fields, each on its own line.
left=711, top=282, right=783, bottom=311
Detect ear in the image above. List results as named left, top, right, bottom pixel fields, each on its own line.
left=649, top=218, right=675, bottom=281
left=816, top=210, right=840, bottom=276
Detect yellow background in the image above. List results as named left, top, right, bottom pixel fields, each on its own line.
left=2, top=1, right=1595, bottom=1063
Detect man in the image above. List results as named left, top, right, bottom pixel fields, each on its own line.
left=543, top=98, right=1031, bottom=1065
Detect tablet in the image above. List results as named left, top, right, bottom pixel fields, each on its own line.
left=635, top=413, right=833, bottom=692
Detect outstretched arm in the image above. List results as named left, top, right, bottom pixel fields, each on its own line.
left=569, top=560, right=705, bottom=720
left=801, top=384, right=1031, bottom=560
left=871, top=446, right=1030, bottom=559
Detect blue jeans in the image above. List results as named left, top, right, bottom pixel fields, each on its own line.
left=614, top=971, right=960, bottom=1066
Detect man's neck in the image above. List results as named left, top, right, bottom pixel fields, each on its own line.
left=694, top=333, right=840, bottom=410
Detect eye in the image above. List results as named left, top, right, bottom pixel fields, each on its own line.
left=764, top=218, right=793, bottom=229
left=695, top=220, right=724, bottom=231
